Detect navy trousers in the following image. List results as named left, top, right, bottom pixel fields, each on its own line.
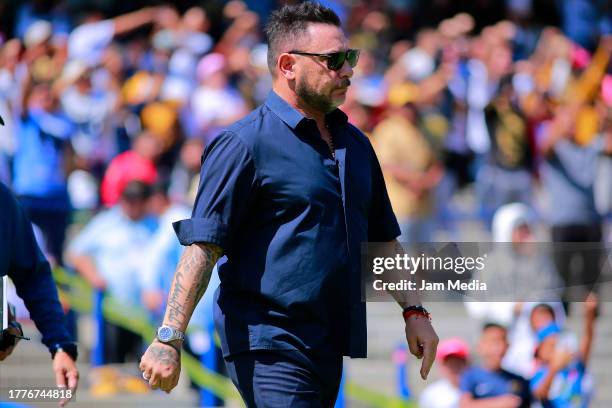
left=225, top=349, right=343, bottom=408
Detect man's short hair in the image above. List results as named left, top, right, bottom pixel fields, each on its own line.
left=264, top=1, right=341, bottom=75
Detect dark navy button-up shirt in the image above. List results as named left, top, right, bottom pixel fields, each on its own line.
left=0, top=182, right=73, bottom=352
left=174, top=91, right=400, bottom=358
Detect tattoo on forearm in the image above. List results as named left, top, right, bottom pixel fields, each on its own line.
left=164, top=243, right=222, bottom=328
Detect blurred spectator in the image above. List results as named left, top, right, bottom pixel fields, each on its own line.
left=14, top=1, right=70, bottom=42
left=67, top=7, right=160, bottom=65
left=459, top=323, right=532, bottom=408
left=504, top=302, right=566, bottom=379
left=477, top=78, right=534, bottom=225
left=465, top=203, right=563, bottom=324
left=371, top=101, right=443, bottom=243
left=538, top=101, right=612, bottom=306
left=168, top=137, right=204, bottom=205
left=21, top=20, right=65, bottom=83
left=13, top=77, right=74, bottom=266
left=530, top=295, right=598, bottom=407
left=191, top=52, right=248, bottom=143
left=58, top=59, right=119, bottom=172
left=420, top=338, right=470, bottom=408
left=100, top=131, right=161, bottom=207
left=68, top=180, right=157, bottom=363
left=141, top=180, right=191, bottom=319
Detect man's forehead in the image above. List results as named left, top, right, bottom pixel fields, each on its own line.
left=303, top=23, right=347, bottom=51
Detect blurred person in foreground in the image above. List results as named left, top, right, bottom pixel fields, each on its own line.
left=67, top=181, right=157, bottom=363
left=530, top=295, right=598, bottom=408
left=420, top=338, right=470, bottom=408
left=460, top=323, right=531, bottom=408
left=139, top=2, right=438, bottom=405
left=0, top=178, right=78, bottom=406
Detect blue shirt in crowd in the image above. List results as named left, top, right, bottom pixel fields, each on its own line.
left=173, top=91, right=400, bottom=359
left=12, top=110, right=73, bottom=210
left=68, top=207, right=158, bottom=305
left=460, top=366, right=532, bottom=408
left=0, top=182, right=72, bottom=352
left=530, top=360, right=591, bottom=408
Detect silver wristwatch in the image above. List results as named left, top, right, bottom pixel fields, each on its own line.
left=156, top=326, right=185, bottom=344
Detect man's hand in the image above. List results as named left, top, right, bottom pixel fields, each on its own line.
left=405, top=315, right=438, bottom=380
left=52, top=351, right=79, bottom=407
left=139, top=341, right=181, bottom=393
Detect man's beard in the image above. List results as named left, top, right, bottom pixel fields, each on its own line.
left=296, top=76, right=348, bottom=114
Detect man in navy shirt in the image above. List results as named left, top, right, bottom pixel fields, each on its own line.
left=0, top=180, right=79, bottom=405
left=139, top=3, right=438, bottom=405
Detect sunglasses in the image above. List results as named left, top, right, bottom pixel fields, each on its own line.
left=288, top=49, right=360, bottom=71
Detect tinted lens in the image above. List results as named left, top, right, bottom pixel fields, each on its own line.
left=346, top=49, right=360, bottom=68
left=327, top=52, right=346, bottom=70
left=327, top=50, right=360, bottom=70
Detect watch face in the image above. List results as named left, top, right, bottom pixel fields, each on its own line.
left=158, top=326, right=173, bottom=342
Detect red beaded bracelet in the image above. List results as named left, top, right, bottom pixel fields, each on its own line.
left=402, top=306, right=431, bottom=321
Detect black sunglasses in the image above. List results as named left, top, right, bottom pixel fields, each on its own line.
left=288, top=49, right=360, bottom=71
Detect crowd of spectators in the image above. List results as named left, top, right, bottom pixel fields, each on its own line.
left=1, top=0, right=611, bottom=405
left=423, top=295, right=598, bottom=408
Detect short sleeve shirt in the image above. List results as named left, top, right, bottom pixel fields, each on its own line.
left=174, top=91, right=400, bottom=358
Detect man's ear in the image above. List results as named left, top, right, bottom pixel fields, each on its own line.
left=277, top=53, right=297, bottom=80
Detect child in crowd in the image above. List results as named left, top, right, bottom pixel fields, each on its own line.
left=530, top=295, right=598, bottom=408
left=460, top=323, right=531, bottom=408
left=420, top=337, right=470, bottom=408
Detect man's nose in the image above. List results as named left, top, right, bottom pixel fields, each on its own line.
left=338, top=59, right=354, bottom=79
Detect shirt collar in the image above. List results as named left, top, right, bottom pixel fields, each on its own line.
left=265, top=90, right=348, bottom=130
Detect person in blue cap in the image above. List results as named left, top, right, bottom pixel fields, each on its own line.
left=530, top=294, right=598, bottom=408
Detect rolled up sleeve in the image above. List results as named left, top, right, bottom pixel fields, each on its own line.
left=173, top=131, right=258, bottom=251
